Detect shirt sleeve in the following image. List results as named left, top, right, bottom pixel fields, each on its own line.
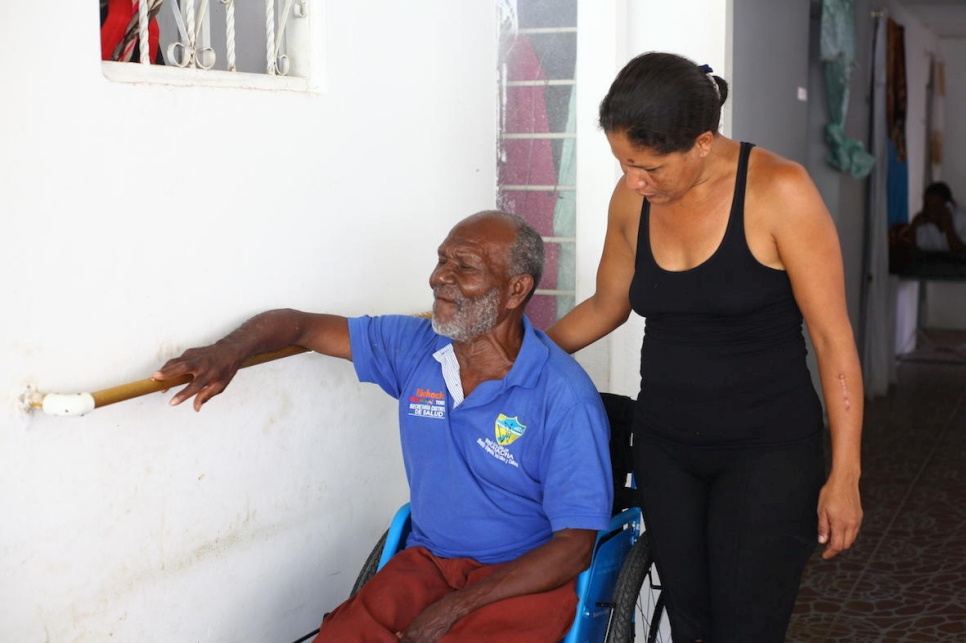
left=540, top=394, right=614, bottom=533
left=917, top=223, right=949, bottom=252
left=348, top=315, right=434, bottom=399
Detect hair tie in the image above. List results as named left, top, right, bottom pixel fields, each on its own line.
left=698, top=63, right=720, bottom=100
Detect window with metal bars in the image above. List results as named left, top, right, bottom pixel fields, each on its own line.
left=497, top=0, right=577, bottom=330
left=99, top=0, right=314, bottom=85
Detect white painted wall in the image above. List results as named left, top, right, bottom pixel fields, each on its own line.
left=626, top=0, right=730, bottom=105
left=0, top=3, right=497, bottom=642
left=571, top=0, right=629, bottom=394
left=570, top=0, right=731, bottom=397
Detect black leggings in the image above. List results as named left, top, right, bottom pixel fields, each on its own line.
left=634, top=433, right=825, bottom=643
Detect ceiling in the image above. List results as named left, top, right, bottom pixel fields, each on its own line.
left=894, top=0, right=966, bottom=39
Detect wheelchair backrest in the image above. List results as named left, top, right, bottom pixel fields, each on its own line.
left=599, top=392, right=637, bottom=515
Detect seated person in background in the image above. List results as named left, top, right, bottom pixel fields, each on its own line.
left=893, top=181, right=966, bottom=254
left=152, top=210, right=613, bottom=643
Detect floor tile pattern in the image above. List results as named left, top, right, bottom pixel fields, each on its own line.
left=787, top=337, right=966, bottom=642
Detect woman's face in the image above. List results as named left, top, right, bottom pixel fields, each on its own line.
left=606, top=130, right=710, bottom=204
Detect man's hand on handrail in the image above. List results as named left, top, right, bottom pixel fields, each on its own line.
left=153, top=342, right=250, bottom=411
left=152, top=309, right=351, bottom=411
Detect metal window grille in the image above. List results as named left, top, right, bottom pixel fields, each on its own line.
left=100, top=0, right=309, bottom=77
left=497, top=1, right=578, bottom=330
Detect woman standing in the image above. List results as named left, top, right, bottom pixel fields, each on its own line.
left=547, top=52, right=863, bottom=641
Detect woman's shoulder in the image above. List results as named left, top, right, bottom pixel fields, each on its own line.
left=742, top=144, right=831, bottom=249
left=746, top=144, right=818, bottom=205
left=747, top=145, right=809, bottom=182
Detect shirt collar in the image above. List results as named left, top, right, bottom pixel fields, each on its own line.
left=432, top=315, right=548, bottom=405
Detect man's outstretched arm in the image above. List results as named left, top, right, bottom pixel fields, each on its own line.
left=399, top=528, right=596, bottom=643
left=152, top=308, right=350, bottom=411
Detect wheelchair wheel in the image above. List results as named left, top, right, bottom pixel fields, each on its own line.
left=604, top=532, right=667, bottom=643
left=349, top=529, right=388, bottom=597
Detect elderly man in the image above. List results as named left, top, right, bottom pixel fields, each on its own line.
left=152, top=211, right=613, bottom=642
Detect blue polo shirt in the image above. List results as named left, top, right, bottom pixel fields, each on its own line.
left=348, top=314, right=613, bottom=564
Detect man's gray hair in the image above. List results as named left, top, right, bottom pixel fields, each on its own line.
left=482, top=210, right=544, bottom=299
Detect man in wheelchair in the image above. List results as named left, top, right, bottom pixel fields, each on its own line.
left=153, top=210, right=614, bottom=642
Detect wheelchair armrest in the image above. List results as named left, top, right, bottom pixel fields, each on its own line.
left=377, top=503, right=412, bottom=571
left=565, top=506, right=643, bottom=643
left=602, top=507, right=642, bottom=538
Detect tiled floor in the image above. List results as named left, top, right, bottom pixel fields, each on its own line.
left=787, top=334, right=966, bottom=642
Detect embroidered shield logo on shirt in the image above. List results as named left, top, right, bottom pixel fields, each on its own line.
left=495, top=414, right=526, bottom=446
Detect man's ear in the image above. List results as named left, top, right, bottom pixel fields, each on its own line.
left=505, top=274, right=535, bottom=310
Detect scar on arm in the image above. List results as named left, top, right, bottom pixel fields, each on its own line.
left=838, top=373, right=851, bottom=410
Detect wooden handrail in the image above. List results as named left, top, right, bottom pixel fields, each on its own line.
left=23, top=345, right=310, bottom=416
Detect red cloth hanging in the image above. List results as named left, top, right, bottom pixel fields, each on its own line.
left=101, top=0, right=160, bottom=62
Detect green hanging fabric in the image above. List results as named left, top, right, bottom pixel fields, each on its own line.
left=821, top=0, right=875, bottom=178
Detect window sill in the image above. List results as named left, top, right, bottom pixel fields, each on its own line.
left=101, top=61, right=319, bottom=94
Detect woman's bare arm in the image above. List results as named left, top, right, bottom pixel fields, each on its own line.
left=754, top=154, right=864, bottom=559
left=546, top=181, right=639, bottom=353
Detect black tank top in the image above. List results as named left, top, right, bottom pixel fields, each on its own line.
left=630, top=142, right=823, bottom=447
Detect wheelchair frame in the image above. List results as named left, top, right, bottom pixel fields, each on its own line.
left=345, top=393, right=667, bottom=643
left=349, top=502, right=665, bottom=643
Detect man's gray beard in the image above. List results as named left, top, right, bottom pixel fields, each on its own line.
left=431, top=287, right=502, bottom=342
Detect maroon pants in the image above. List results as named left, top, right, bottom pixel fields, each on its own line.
left=314, top=546, right=578, bottom=642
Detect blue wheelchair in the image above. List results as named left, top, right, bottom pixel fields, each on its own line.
left=297, top=394, right=666, bottom=643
